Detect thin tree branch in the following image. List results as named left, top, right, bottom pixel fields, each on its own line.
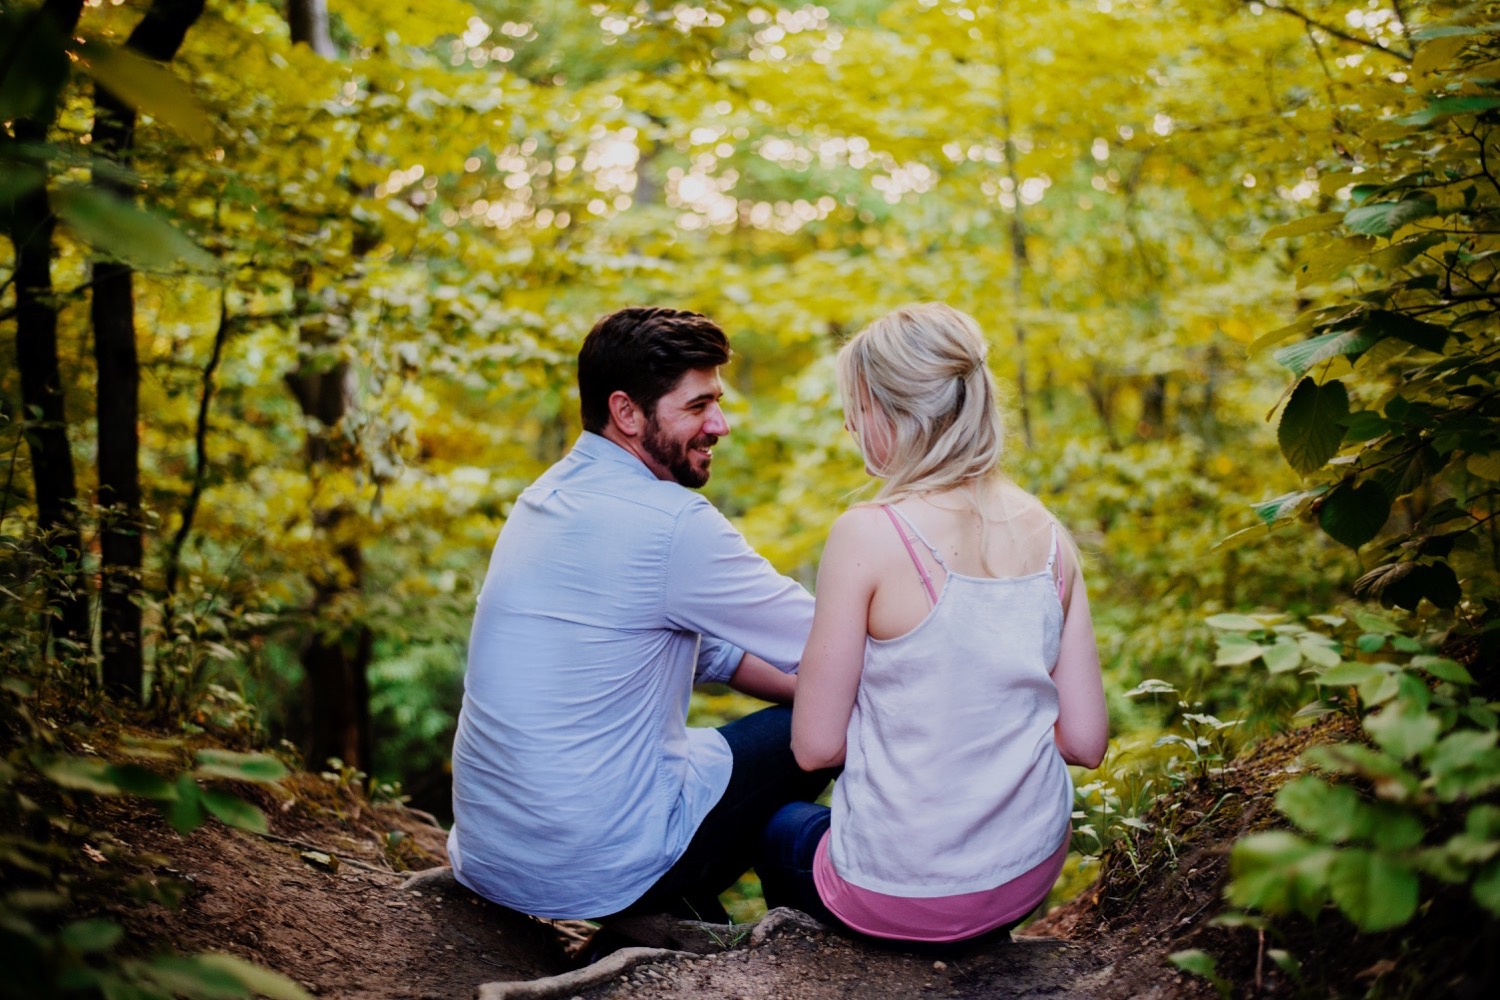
left=162, top=287, right=229, bottom=635
left=1254, top=1, right=1414, bottom=63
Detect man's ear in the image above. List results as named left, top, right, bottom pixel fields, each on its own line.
left=607, top=390, right=645, bottom=438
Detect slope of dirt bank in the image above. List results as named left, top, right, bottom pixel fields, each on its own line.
left=94, top=712, right=1495, bottom=999
left=99, top=775, right=567, bottom=1000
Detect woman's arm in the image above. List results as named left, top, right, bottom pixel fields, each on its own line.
left=1052, top=551, right=1108, bottom=769
left=791, top=509, right=881, bottom=771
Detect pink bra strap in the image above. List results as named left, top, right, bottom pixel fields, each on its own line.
left=882, top=505, right=939, bottom=606
left=1053, top=530, right=1067, bottom=604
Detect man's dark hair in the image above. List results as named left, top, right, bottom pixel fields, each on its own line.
left=578, top=307, right=731, bottom=433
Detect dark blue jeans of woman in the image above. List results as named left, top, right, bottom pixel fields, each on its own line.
left=610, top=705, right=837, bottom=923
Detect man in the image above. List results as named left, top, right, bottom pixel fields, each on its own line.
left=449, top=307, right=832, bottom=923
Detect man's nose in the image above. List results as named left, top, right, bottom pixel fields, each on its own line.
left=705, top=402, right=730, bottom=436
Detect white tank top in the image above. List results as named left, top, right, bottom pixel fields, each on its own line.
left=827, top=506, right=1074, bottom=897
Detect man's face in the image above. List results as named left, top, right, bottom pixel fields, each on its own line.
left=640, top=367, right=730, bottom=488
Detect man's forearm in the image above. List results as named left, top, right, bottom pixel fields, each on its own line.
left=727, top=652, right=796, bottom=704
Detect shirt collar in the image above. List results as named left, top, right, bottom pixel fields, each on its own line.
left=572, top=431, right=659, bottom=481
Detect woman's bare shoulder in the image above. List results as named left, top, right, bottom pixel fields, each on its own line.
left=829, top=504, right=892, bottom=544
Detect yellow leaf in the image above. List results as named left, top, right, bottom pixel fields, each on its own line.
left=1468, top=454, right=1500, bottom=481
left=80, top=43, right=213, bottom=145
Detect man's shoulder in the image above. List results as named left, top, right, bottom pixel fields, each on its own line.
left=531, top=449, right=712, bottom=522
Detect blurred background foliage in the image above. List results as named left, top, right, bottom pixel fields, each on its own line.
left=3, top=0, right=1498, bottom=970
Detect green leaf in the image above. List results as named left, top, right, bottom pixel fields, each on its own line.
left=1411, top=23, right=1500, bottom=40
left=1344, top=193, right=1439, bottom=237
left=1319, top=480, right=1391, bottom=549
left=183, top=954, right=313, bottom=1000
left=53, top=185, right=216, bottom=273
left=1306, top=743, right=1420, bottom=801
left=1252, top=489, right=1320, bottom=525
left=1411, top=655, right=1474, bottom=684
left=1297, top=636, right=1343, bottom=669
left=1274, top=327, right=1381, bottom=379
left=1262, top=639, right=1303, bottom=674
left=1316, top=660, right=1383, bottom=686
left=1427, top=731, right=1500, bottom=801
left=40, top=756, right=123, bottom=795
left=1353, top=610, right=1399, bottom=634
left=104, top=764, right=177, bottom=800
left=79, top=42, right=213, bottom=145
left=1204, top=613, right=1264, bottom=631
left=1124, top=678, right=1177, bottom=697
left=1279, top=378, right=1350, bottom=474
left=1327, top=849, right=1418, bottom=931
left=140, top=954, right=253, bottom=998
left=1167, top=949, right=1223, bottom=985
left=1356, top=633, right=1387, bottom=653
left=1397, top=95, right=1500, bottom=125
left=1227, top=831, right=1336, bottom=919
left=1343, top=410, right=1390, bottom=442
left=1262, top=212, right=1344, bottom=242
left=200, top=789, right=269, bottom=835
left=1474, top=860, right=1500, bottom=916
left=1277, top=777, right=1367, bottom=842
left=1279, top=777, right=1426, bottom=850
left=0, top=161, right=46, bottom=206
left=60, top=919, right=125, bottom=954
left=193, top=750, right=288, bottom=784
left=1366, top=704, right=1443, bottom=760
left=1361, top=311, right=1450, bottom=353
left=166, top=774, right=206, bottom=834
left=1215, top=638, right=1265, bottom=666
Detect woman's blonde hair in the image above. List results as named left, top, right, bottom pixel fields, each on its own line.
left=837, top=302, right=1003, bottom=502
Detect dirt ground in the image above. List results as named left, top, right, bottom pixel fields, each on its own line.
left=91, top=714, right=1497, bottom=999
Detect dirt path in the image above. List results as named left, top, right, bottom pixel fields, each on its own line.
left=102, top=718, right=1401, bottom=998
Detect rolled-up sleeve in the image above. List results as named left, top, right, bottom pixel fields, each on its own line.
left=695, top=637, right=745, bottom=685
left=664, top=498, right=815, bottom=673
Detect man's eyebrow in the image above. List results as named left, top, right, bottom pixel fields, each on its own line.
left=682, top=390, right=723, bottom=406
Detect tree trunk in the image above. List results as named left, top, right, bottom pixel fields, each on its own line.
left=90, top=0, right=206, bottom=701
left=285, top=0, right=374, bottom=772
left=6, top=0, right=91, bottom=654
left=300, top=538, right=373, bottom=772
left=1139, top=373, right=1167, bottom=437
left=993, top=8, right=1033, bottom=449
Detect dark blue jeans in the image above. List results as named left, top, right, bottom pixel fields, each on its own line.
left=611, top=705, right=837, bottom=922
left=758, top=800, right=841, bottom=925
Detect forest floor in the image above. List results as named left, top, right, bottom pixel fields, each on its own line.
left=90, top=713, right=1497, bottom=999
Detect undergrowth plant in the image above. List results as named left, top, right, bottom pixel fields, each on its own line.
left=0, top=527, right=311, bottom=1000
left=0, top=674, right=310, bottom=1000
left=1212, top=609, right=1499, bottom=933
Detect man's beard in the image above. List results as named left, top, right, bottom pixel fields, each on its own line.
left=643, top=416, right=717, bottom=488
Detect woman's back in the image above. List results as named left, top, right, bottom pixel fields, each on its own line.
left=866, top=480, right=1059, bottom=641
left=829, top=493, right=1072, bottom=895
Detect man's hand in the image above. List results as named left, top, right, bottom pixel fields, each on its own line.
left=727, top=652, right=796, bottom=704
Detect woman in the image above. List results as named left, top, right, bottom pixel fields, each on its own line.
left=762, top=302, right=1108, bottom=946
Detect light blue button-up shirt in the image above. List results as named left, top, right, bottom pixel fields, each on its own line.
left=449, top=432, right=815, bottom=918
